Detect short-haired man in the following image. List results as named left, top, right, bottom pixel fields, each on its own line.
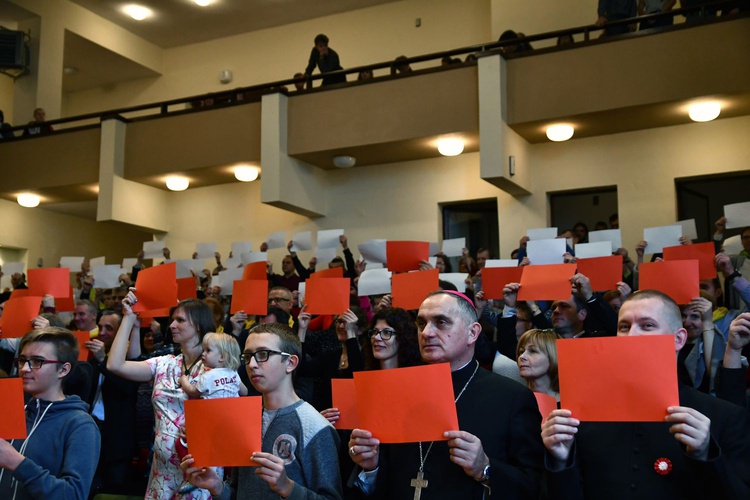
left=304, top=33, right=345, bottom=86
left=74, top=300, right=99, bottom=338
left=542, top=290, right=750, bottom=498
left=349, top=290, right=544, bottom=499
left=181, top=323, right=342, bottom=499
left=0, top=327, right=100, bottom=499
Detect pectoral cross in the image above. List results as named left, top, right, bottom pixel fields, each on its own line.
left=410, top=470, right=428, bottom=500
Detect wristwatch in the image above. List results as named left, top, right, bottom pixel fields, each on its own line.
left=476, top=463, right=491, bottom=493
left=727, top=270, right=742, bottom=283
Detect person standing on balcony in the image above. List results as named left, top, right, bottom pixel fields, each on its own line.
left=304, top=34, right=346, bottom=86
left=596, top=0, right=637, bottom=36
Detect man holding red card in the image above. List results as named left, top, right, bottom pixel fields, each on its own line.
left=542, top=290, right=750, bottom=499
left=349, top=290, right=544, bottom=499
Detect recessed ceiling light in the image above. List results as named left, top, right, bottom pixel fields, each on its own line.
left=123, top=4, right=153, bottom=21
left=63, top=66, right=78, bottom=75
left=165, top=176, right=189, bottom=191
left=193, top=0, right=214, bottom=6
left=17, top=193, right=40, bottom=208
left=688, top=101, right=721, bottom=122
left=234, top=165, right=260, bottom=182
left=333, top=155, right=357, bottom=168
left=546, top=124, right=574, bottom=142
left=436, top=138, right=464, bottom=156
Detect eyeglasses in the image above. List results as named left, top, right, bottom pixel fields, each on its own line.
left=15, top=357, right=63, bottom=370
left=367, top=328, right=396, bottom=340
left=267, top=297, right=291, bottom=304
left=240, top=349, right=291, bottom=364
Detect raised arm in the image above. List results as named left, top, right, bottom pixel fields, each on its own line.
left=106, top=290, right=155, bottom=382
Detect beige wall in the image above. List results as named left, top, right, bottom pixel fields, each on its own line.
left=62, top=0, right=492, bottom=115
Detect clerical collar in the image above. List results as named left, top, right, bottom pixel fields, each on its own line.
left=451, top=359, right=479, bottom=396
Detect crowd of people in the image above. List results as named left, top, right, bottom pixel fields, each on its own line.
left=0, top=215, right=748, bottom=499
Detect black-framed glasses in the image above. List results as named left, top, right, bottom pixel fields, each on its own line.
left=15, top=357, right=63, bottom=370
left=367, top=328, right=396, bottom=340
left=240, top=349, right=291, bottom=365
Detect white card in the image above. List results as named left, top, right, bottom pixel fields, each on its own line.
left=143, top=241, right=166, bottom=259
left=89, top=256, right=106, bottom=268
left=429, top=242, right=439, bottom=256
left=298, top=282, right=306, bottom=307
left=92, top=265, right=122, bottom=289
left=676, top=219, right=698, bottom=242
left=290, top=231, right=312, bottom=252
left=217, top=267, right=244, bottom=296
left=241, top=252, right=268, bottom=265
left=225, top=257, right=241, bottom=269
left=266, top=231, right=286, bottom=250
left=428, top=256, right=438, bottom=267
left=361, top=262, right=383, bottom=270
left=527, top=227, right=558, bottom=240
left=231, top=241, right=253, bottom=257
left=315, top=247, right=337, bottom=263
left=317, top=229, right=344, bottom=249
left=574, top=241, right=612, bottom=259
left=440, top=273, right=468, bottom=292
left=526, top=239, right=566, bottom=265
left=195, top=242, right=217, bottom=259
left=724, top=201, right=750, bottom=229
left=59, top=256, right=84, bottom=271
left=589, top=229, right=622, bottom=253
left=175, top=259, right=206, bottom=279
left=358, top=239, right=387, bottom=264
left=2, top=262, right=25, bottom=275
left=441, top=237, right=465, bottom=258
left=484, top=259, right=518, bottom=268
left=357, top=268, right=392, bottom=297
left=644, top=225, right=682, bottom=254
left=721, top=234, right=743, bottom=256
left=122, top=258, right=138, bottom=270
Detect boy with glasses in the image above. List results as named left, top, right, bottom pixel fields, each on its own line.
left=0, top=327, right=100, bottom=499
left=181, top=323, right=342, bottom=499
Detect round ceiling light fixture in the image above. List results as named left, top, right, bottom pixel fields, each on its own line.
left=545, top=124, right=575, bottom=142
left=17, top=193, right=40, bottom=208
left=194, top=0, right=214, bottom=6
left=234, top=165, right=261, bottom=182
left=688, top=101, right=721, bottom=122
left=165, top=176, right=190, bottom=191
left=123, top=4, right=153, bottom=21
left=436, top=137, right=465, bottom=156
left=333, top=155, right=356, bottom=168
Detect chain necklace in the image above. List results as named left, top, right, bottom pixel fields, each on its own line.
left=412, top=361, right=479, bottom=499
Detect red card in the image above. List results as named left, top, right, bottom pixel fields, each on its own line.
left=386, top=241, right=430, bottom=272
left=517, top=264, right=576, bottom=301
left=0, top=296, right=42, bottom=338
left=231, top=280, right=269, bottom=314
left=0, top=378, right=27, bottom=439
left=132, top=263, right=178, bottom=313
left=576, top=255, right=622, bottom=292
left=309, top=267, right=344, bottom=279
left=663, top=242, right=717, bottom=280
left=482, top=267, right=523, bottom=299
left=391, top=269, right=439, bottom=310
left=55, top=287, right=76, bottom=312
left=558, top=336, right=679, bottom=421
left=354, top=363, right=458, bottom=443
left=185, top=396, right=263, bottom=467
left=639, top=261, right=699, bottom=305
left=177, top=277, right=197, bottom=301
left=305, top=278, right=350, bottom=315
left=534, top=392, right=558, bottom=424
left=331, top=379, right=361, bottom=430
left=73, top=330, right=92, bottom=361
left=10, top=289, right=30, bottom=299
left=139, top=308, right=173, bottom=323
left=27, top=268, right=70, bottom=298
left=242, top=262, right=267, bottom=281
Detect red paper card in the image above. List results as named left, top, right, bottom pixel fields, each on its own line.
left=517, top=264, right=576, bottom=301
left=242, top=262, right=267, bottom=281
left=391, top=269, right=440, bottom=310
left=354, top=363, right=458, bottom=443
left=73, top=330, right=92, bottom=361
left=305, top=278, right=350, bottom=315
left=55, top=287, right=76, bottom=312
left=139, top=308, right=173, bottom=323
left=185, top=396, right=263, bottom=467
left=331, top=379, right=361, bottom=430
left=0, top=378, right=27, bottom=439
left=663, top=242, right=717, bottom=280
left=534, top=392, right=558, bottom=424
left=386, top=241, right=430, bottom=272
left=132, top=263, right=178, bottom=313
left=482, top=267, right=523, bottom=299
left=10, top=289, right=30, bottom=299
left=639, top=261, right=699, bottom=305
left=576, top=255, right=622, bottom=292
left=28, top=268, right=70, bottom=298
left=558, top=335, right=679, bottom=421
left=231, top=280, right=269, bottom=314
left=177, top=277, right=197, bottom=301
left=309, top=267, right=344, bottom=279
left=0, top=296, right=42, bottom=338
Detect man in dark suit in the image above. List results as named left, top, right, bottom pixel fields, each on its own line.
left=84, top=310, right=140, bottom=495
left=542, top=290, right=750, bottom=499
